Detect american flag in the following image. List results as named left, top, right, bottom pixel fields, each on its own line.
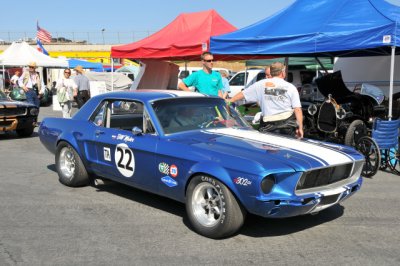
left=36, top=21, right=52, bottom=43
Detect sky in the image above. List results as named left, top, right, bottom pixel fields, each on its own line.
left=1, top=0, right=400, bottom=44
left=0, top=0, right=294, bottom=43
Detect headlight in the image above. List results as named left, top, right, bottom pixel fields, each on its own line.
left=261, top=175, right=275, bottom=194
left=30, top=108, right=39, bottom=115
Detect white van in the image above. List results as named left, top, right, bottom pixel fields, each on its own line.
left=228, top=68, right=317, bottom=98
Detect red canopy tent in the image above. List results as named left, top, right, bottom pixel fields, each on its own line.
left=111, top=10, right=237, bottom=61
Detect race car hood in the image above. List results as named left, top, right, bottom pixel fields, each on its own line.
left=0, top=99, right=36, bottom=108
left=168, top=128, right=362, bottom=173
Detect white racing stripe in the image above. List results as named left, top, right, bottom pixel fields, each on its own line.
left=206, top=128, right=353, bottom=166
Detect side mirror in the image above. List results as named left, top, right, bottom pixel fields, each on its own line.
left=131, top=126, right=143, bottom=136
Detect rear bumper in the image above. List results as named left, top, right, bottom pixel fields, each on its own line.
left=250, top=176, right=363, bottom=218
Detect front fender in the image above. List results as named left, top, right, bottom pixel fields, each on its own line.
left=186, top=161, right=246, bottom=206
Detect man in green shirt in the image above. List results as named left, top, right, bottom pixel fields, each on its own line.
left=178, top=52, right=223, bottom=97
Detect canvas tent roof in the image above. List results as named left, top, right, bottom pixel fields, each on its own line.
left=111, top=10, right=237, bottom=61
left=210, top=0, right=400, bottom=58
left=0, top=41, right=68, bottom=67
left=68, top=59, right=103, bottom=70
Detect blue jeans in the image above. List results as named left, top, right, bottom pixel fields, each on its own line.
left=25, top=89, right=40, bottom=108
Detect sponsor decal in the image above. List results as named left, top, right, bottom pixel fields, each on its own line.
left=161, top=176, right=178, bottom=187
left=114, top=143, right=135, bottom=177
left=170, top=164, right=178, bottom=178
left=111, top=134, right=134, bottom=143
left=158, top=162, right=170, bottom=175
left=103, top=147, right=111, bottom=161
left=233, top=177, right=252, bottom=186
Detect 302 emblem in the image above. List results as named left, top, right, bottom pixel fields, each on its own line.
left=233, top=177, right=252, bottom=186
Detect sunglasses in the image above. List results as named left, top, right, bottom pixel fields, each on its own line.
left=64, top=72, right=71, bottom=74
left=203, top=59, right=214, bottom=63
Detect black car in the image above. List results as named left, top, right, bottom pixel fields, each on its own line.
left=302, top=71, right=387, bottom=146
left=0, top=90, right=39, bottom=137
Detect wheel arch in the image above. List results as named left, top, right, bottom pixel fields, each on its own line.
left=184, top=162, right=247, bottom=210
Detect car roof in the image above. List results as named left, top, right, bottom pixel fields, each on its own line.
left=93, top=90, right=207, bottom=102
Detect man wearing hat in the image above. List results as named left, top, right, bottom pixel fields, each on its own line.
left=18, top=62, right=41, bottom=107
left=228, top=61, right=303, bottom=138
left=73, top=65, right=91, bottom=108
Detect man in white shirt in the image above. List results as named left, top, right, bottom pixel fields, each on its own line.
left=228, top=62, right=303, bottom=138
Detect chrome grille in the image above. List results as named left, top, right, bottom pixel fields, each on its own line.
left=296, top=163, right=353, bottom=191
left=0, top=107, right=27, bottom=117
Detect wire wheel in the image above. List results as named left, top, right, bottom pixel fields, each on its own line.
left=355, top=136, right=381, bottom=177
left=388, top=147, right=400, bottom=175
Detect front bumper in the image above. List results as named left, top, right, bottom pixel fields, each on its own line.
left=0, top=116, right=37, bottom=132
left=250, top=176, right=363, bottom=218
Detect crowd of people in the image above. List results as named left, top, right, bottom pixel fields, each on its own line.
left=3, top=52, right=302, bottom=138
left=3, top=62, right=91, bottom=118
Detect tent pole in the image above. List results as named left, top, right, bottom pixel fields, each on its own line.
left=314, top=57, right=328, bottom=73
left=389, top=46, right=395, bottom=120
left=111, top=57, right=114, bottom=92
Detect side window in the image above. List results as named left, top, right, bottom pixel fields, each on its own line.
left=256, top=72, right=266, bottom=81
left=229, top=72, right=245, bottom=86
left=91, top=101, right=108, bottom=127
left=90, top=100, right=146, bottom=132
left=109, top=100, right=144, bottom=131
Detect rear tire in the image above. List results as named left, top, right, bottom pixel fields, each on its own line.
left=186, top=175, right=246, bottom=239
left=55, top=141, right=89, bottom=187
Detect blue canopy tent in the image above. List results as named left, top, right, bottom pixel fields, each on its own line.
left=68, top=59, right=103, bottom=71
left=210, top=0, right=400, bottom=117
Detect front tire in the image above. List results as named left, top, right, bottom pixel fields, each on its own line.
left=186, top=175, right=246, bottom=239
left=55, top=141, right=89, bottom=187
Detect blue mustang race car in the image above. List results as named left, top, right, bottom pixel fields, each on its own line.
left=39, top=90, right=364, bottom=238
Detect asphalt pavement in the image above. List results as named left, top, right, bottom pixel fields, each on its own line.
left=0, top=106, right=399, bottom=266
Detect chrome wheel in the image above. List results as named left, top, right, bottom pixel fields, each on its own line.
left=59, top=147, right=76, bottom=179
left=191, top=183, right=222, bottom=227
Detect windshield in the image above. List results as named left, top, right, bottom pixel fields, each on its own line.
left=152, top=97, right=250, bottom=134
left=360, top=83, right=385, bottom=105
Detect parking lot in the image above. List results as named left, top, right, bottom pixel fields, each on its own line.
left=1, top=106, right=400, bottom=266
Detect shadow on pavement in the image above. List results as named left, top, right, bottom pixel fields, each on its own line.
left=86, top=177, right=345, bottom=238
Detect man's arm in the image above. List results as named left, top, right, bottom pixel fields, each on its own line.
left=178, top=81, right=191, bottom=92
left=294, top=107, right=303, bottom=138
left=227, top=91, right=245, bottom=103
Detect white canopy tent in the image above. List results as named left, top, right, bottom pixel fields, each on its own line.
left=0, top=41, right=68, bottom=67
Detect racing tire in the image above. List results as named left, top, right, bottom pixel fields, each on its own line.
left=16, top=126, right=34, bottom=137
left=355, top=136, right=381, bottom=177
left=55, top=141, right=89, bottom=187
left=344, top=120, right=367, bottom=146
left=186, top=175, right=246, bottom=239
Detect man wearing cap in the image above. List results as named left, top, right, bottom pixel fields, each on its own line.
left=18, top=62, right=41, bottom=107
left=73, top=65, right=91, bottom=108
left=228, top=62, right=303, bottom=138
